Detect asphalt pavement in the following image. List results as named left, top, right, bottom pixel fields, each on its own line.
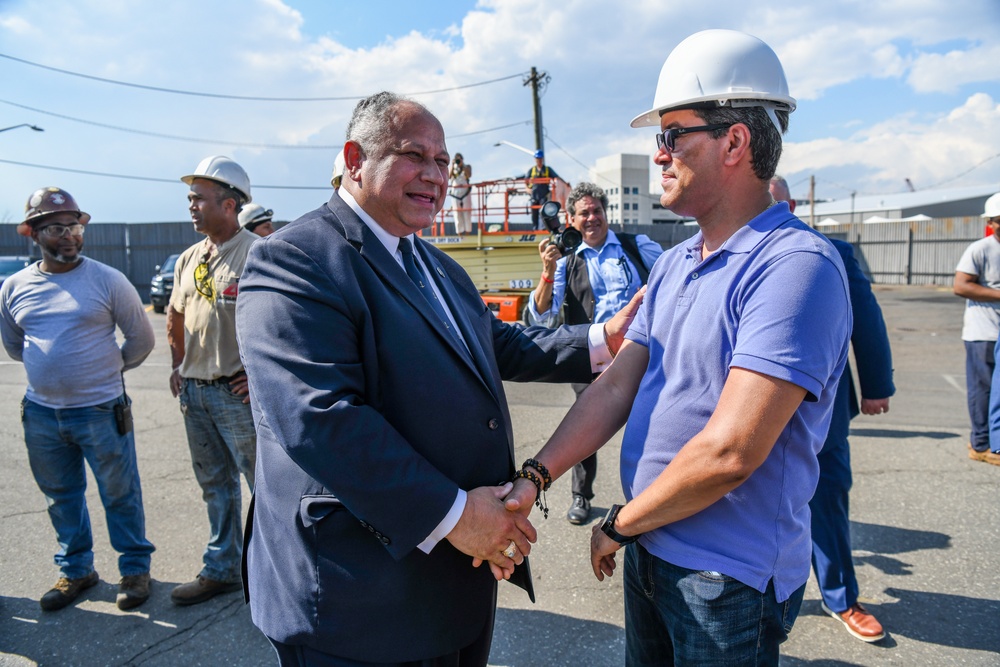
left=1, top=284, right=998, bottom=666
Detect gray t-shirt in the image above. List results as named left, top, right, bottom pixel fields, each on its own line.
left=0, top=257, right=155, bottom=408
left=956, top=236, right=1000, bottom=341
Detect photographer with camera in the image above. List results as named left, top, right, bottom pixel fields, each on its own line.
left=527, top=182, right=663, bottom=524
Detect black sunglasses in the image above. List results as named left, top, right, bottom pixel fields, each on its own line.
left=655, top=124, right=732, bottom=154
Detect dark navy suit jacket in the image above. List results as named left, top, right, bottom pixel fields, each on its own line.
left=235, top=193, right=592, bottom=662
left=827, top=239, right=895, bottom=445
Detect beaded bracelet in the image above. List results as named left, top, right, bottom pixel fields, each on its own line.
left=512, top=468, right=549, bottom=519
left=522, top=458, right=552, bottom=491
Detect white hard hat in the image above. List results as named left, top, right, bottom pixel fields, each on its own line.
left=181, top=155, right=252, bottom=203
left=982, top=192, right=1000, bottom=219
left=331, top=151, right=346, bottom=187
left=630, top=29, right=796, bottom=134
left=238, top=203, right=273, bottom=228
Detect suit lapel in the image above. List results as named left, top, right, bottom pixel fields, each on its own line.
left=326, top=195, right=488, bottom=385
left=415, top=239, right=501, bottom=402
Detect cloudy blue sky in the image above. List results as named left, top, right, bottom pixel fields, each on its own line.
left=1, top=0, right=998, bottom=223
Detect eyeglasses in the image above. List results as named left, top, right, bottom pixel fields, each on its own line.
left=193, top=250, right=215, bottom=302
left=655, top=124, right=732, bottom=154
left=37, top=223, right=85, bottom=238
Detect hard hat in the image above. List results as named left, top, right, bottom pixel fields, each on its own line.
left=630, top=29, right=796, bottom=134
left=181, top=155, right=252, bottom=203
left=238, top=203, right=274, bottom=229
left=331, top=151, right=346, bottom=188
left=534, top=150, right=544, bottom=159
left=982, top=192, right=1000, bottom=219
left=18, top=187, right=91, bottom=237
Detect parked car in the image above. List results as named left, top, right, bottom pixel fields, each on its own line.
left=149, top=254, right=179, bottom=314
left=0, top=256, right=33, bottom=288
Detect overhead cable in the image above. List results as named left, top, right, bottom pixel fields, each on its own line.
left=0, top=53, right=526, bottom=101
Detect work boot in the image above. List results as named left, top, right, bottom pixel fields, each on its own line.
left=170, top=575, right=241, bottom=606
left=566, top=494, right=591, bottom=525
left=39, top=571, right=99, bottom=611
left=116, top=572, right=151, bottom=610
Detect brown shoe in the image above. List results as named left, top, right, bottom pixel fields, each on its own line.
left=116, top=572, right=151, bottom=610
left=40, top=571, right=99, bottom=611
left=822, top=601, right=885, bottom=642
left=968, top=444, right=990, bottom=462
left=170, top=575, right=241, bottom=606
left=984, top=451, right=1000, bottom=466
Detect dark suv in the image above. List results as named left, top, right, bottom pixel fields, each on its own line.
left=149, top=254, right=179, bottom=314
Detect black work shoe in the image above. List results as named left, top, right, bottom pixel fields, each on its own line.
left=170, top=575, right=241, bottom=606
left=116, top=572, right=151, bottom=610
left=566, top=495, right=591, bottom=525
left=40, top=571, right=99, bottom=611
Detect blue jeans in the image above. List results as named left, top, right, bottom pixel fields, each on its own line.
left=179, top=378, right=256, bottom=582
left=988, top=336, right=1000, bottom=454
left=624, top=542, right=803, bottom=666
left=965, top=340, right=994, bottom=451
left=22, top=396, right=154, bottom=579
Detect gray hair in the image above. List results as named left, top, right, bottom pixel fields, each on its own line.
left=693, top=103, right=788, bottom=181
left=566, top=182, right=609, bottom=217
left=346, top=91, right=431, bottom=160
left=769, top=175, right=792, bottom=201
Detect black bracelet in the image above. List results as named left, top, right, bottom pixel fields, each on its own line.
left=522, top=458, right=552, bottom=491
left=512, top=468, right=549, bottom=519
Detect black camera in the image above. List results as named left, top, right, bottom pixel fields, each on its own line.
left=540, top=201, right=582, bottom=256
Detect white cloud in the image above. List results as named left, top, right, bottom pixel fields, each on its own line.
left=908, top=43, right=1000, bottom=93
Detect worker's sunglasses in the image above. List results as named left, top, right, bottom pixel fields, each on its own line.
left=655, top=124, right=731, bottom=154
left=37, top=223, right=85, bottom=238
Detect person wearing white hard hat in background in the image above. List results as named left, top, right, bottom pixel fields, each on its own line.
left=167, top=156, right=258, bottom=606
left=1, top=187, right=156, bottom=612
left=448, top=153, right=473, bottom=234
left=239, top=203, right=275, bottom=237
left=772, top=176, right=894, bottom=643
left=961, top=192, right=1000, bottom=465
left=505, top=30, right=851, bottom=664
left=331, top=150, right=346, bottom=192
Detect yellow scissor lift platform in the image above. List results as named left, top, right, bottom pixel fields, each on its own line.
left=420, top=177, right=568, bottom=322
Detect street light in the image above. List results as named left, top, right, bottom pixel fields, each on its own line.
left=0, top=123, right=44, bottom=134
left=493, top=140, right=535, bottom=157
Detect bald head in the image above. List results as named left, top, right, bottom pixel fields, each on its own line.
left=769, top=176, right=795, bottom=214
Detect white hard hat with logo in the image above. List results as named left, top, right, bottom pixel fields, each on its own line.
left=331, top=151, right=346, bottom=188
left=181, top=155, right=252, bottom=203
left=630, top=29, right=796, bottom=134
left=982, top=192, right=1000, bottom=219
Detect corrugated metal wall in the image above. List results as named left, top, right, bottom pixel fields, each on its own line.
left=0, top=216, right=982, bottom=302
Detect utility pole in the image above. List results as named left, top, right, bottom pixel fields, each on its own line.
left=523, top=67, right=549, bottom=154
left=809, top=174, right=815, bottom=227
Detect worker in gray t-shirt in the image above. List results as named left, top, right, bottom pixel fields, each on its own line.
left=954, top=191, right=1000, bottom=460
left=0, top=187, right=155, bottom=613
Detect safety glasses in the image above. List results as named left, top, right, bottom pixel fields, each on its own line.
left=37, top=223, right=85, bottom=238
left=655, top=124, right=732, bottom=154
left=193, top=250, right=215, bottom=302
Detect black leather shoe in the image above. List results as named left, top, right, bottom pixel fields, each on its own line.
left=566, top=495, right=591, bottom=525
left=40, top=571, right=99, bottom=611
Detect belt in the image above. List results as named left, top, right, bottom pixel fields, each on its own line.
left=191, top=374, right=240, bottom=387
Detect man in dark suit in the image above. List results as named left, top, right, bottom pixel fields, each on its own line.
left=771, top=176, right=895, bottom=643
left=236, top=91, right=636, bottom=666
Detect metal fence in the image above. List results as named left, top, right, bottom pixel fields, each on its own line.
left=0, top=216, right=983, bottom=302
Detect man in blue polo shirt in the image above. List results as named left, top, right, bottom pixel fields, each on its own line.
left=506, top=30, right=851, bottom=665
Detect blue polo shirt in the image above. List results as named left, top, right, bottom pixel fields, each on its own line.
left=621, top=202, right=851, bottom=603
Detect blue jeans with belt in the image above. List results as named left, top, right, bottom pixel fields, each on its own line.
left=22, top=395, right=154, bottom=579
left=179, top=378, right=256, bottom=583
left=624, top=542, right=803, bottom=666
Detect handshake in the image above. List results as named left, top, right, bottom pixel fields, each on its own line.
left=446, top=459, right=629, bottom=585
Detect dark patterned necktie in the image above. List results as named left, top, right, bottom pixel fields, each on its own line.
left=399, top=238, right=455, bottom=336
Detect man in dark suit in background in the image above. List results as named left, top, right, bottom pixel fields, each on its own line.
left=771, top=176, right=895, bottom=643
left=236, top=91, right=638, bottom=666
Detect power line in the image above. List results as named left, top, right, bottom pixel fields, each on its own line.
left=0, top=52, right=527, bottom=102
left=0, top=98, right=339, bottom=149
left=0, top=158, right=329, bottom=190
left=447, top=120, right=532, bottom=139
left=923, top=152, right=1000, bottom=189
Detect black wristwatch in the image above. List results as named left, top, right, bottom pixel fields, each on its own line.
left=600, top=504, right=639, bottom=545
